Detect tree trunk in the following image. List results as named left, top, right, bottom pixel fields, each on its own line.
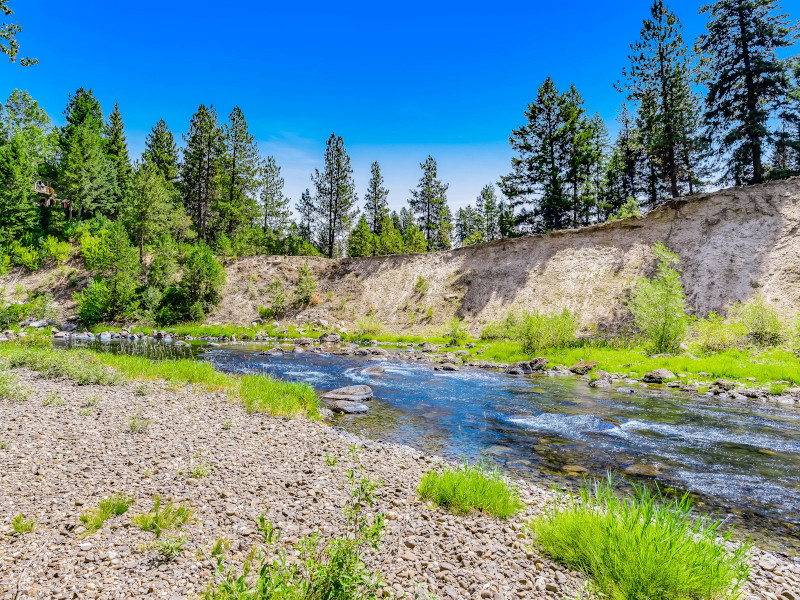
left=737, top=7, right=763, bottom=184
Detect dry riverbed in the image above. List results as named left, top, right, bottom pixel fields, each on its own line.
left=0, top=369, right=798, bottom=600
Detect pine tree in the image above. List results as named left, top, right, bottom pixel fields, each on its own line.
left=347, top=215, right=374, bottom=257
left=105, top=102, right=132, bottom=209
left=397, top=207, right=414, bottom=234
left=698, top=0, right=797, bottom=184
left=772, top=57, right=800, bottom=176
left=619, top=0, right=697, bottom=198
left=402, top=224, right=427, bottom=253
left=311, top=133, right=358, bottom=258
left=455, top=205, right=481, bottom=245
left=408, top=155, right=451, bottom=250
left=295, top=188, right=315, bottom=245
left=475, top=184, right=498, bottom=240
left=364, top=160, right=390, bottom=234
left=123, top=164, right=180, bottom=262
left=217, top=106, right=261, bottom=237
left=375, top=214, right=405, bottom=255
left=181, top=104, right=224, bottom=242
left=0, top=134, right=37, bottom=239
left=3, top=89, right=56, bottom=169
left=501, top=77, right=574, bottom=232
left=143, top=119, right=179, bottom=183
left=261, top=155, right=291, bottom=237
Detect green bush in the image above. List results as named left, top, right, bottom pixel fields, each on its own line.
left=132, top=495, right=194, bottom=538
left=528, top=477, right=750, bottom=600
left=691, top=311, right=746, bottom=353
left=481, top=310, right=523, bottom=341
left=735, top=295, right=784, bottom=347
left=353, top=315, right=386, bottom=339
left=629, top=242, right=689, bottom=354
left=414, top=275, right=429, bottom=295
left=259, top=280, right=286, bottom=319
left=517, top=308, right=578, bottom=354
left=418, top=458, right=524, bottom=519
left=11, top=243, right=40, bottom=270
left=0, top=251, right=11, bottom=276
left=446, top=318, right=469, bottom=346
left=80, top=493, right=134, bottom=536
left=42, top=236, right=71, bottom=264
left=79, top=232, right=105, bottom=271
left=74, top=277, right=139, bottom=325
left=293, top=260, right=317, bottom=306
left=12, top=513, right=35, bottom=534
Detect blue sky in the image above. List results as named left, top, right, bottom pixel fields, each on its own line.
left=3, top=0, right=795, bottom=211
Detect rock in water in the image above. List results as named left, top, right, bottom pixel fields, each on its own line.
left=434, top=363, right=459, bottom=371
left=329, top=400, right=369, bottom=414
left=363, top=365, right=385, bottom=375
left=642, top=368, right=676, bottom=383
left=319, top=333, right=342, bottom=343
left=322, top=385, right=374, bottom=402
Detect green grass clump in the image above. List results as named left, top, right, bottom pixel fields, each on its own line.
left=12, top=513, right=35, bottom=534
left=0, top=370, right=29, bottom=401
left=528, top=477, right=750, bottom=600
left=238, top=374, right=319, bottom=418
left=417, top=459, right=524, bottom=519
left=352, top=315, right=386, bottom=339
left=132, top=495, right=194, bottom=538
left=445, top=318, right=470, bottom=346
left=0, top=338, right=121, bottom=385
left=80, top=493, right=134, bottom=536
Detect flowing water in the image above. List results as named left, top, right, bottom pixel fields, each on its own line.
left=70, top=339, right=800, bottom=552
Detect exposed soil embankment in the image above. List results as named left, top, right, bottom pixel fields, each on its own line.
left=216, top=179, right=800, bottom=333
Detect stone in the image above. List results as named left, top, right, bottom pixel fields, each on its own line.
left=624, top=464, right=660, bottom=477
left=420, top=342, right=439, bottom=353
left=434, top=363, right=459, bottom=372
left=589, top=378, right=611, bottom=389
left=715, top=378, right=736, bottom=391
left=568, top=361, right=599, bottom=375
left=760, top=555, right=778, bottom=572
left=642, top=368, right=676, bottom=383
left=322, top=385, right=374, bottom=402
left=562, top=465, right=588, bottom=474
left=319, top=333, right=342, bottom=343
left=363, top=365, right=385, bottom=375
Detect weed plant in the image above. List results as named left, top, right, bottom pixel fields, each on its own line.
left=414, top=275, right=429, bottom=295
left=528, top=476, right=750, bottom=600
left=128, top=410, right=154, bottom=433
left=80, top=493, right=134, bottom=536
left=352, top=315, right=386, bottom=339
left=417, top=458, right=524, bottom=518
left=132, top=495, right=194, bottom=538
left=201, top=468, right=385, bottom=600
left=517, top=309, right=578, bottom=353
left=12, top=513, right=35, bottom=534
left=446, top=318, right=469, bottom=346
left=0, top=370, right=29, bottom=401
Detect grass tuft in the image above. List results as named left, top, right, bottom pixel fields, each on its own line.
left=132, top=495, right=194, bottom=538
left=237, top=374, right=319, bottom=418
left=417, top=458, right=524, bottom=519
left=80, top=493, right=134, bottom=536
left=528, top=476, right=750, bottom=600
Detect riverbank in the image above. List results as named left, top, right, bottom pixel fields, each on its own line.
left=1, top=359, right=799, bottom=599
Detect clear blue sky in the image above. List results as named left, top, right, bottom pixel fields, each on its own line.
left=3, top=0, right=795, bottom=211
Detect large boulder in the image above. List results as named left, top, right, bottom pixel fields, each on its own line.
left=642, top=369, right=676, bottom=383
left=319, top=332, right=342, bottom=343
left=434, top=363, right=459, bottom=371
left=364, top=365, right=385, bottom=375
left=420, top=342, right=439, bottom=353
left=322, top=385, right=374, bottom=402
left=569, top=361, right=599, bottom=375
left=530, top=357, right=550, bottom=371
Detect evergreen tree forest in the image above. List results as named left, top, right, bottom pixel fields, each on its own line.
left=0, top=0, right=797, bottom=326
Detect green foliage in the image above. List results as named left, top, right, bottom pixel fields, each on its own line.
left=9, top=242, right=39, bottom=270
left=528, top=476, right=750, bottom=600
left=201, top=468, right=385, bottom=600
left=629, top=242, right=688, bottom=353
left=156, top=242, right=225, bottom=324
left=41, top=235, right=71, bottom=264
left=80, top=493, right=134, bottom=536
left=735, top=294, right=784, bottom=347
left=691, top=311, right=746, bottom=353
left=517, top=308, right=578, bottom=354
left=352, top=315, right=386, bottom=339
left=413, top=275, right=428, bottom=295
left=0, top=369, right=28, bottom=401
left=609, top=196, right=642, bottom=220
left=418, top=458, right=524, bottom=519
left=128, top=409, right=153, bottom=433
left=12, top=513, right=35, bottom=534
left=259, top=280, right=286, bottom=319
left=238, top=374, right=319, bottom=419
left=0, top=135, right=38, bottom=243
left=132, top=495, right=194, bottom=538
left=348, top=215, right=374, bottom=258
left=481, top=310, right=523, bottom=341
left=312, top=133, right=359, bottom=258
left=0, top=339, right=121, bottom=385
left=446, top=318, right=469, bottom=346
left=408, top=155, right=452, bottom=250
left=293, top=260, right=317, bottom=306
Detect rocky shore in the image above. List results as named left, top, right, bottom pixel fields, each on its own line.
left=1, top=367, right=799, bottom=600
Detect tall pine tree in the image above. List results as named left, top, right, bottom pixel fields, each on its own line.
left=364, top=161, right=389, bottom=234
left=143, top=118, right=179, bottom=183
left=295, top=188, right=315, bottom=246
left=105, top=102, right=132, bottom=210
left=311, top=133, right=358, bottom=258
left=698, top=0, right=797, bottom=184
left=261, top=155, right=291, bottom=236
left=217, top=106, right=261, bottom=237
left=408, top=155, right=451, bottom=250
left=181, top=104, right=224, bottom=242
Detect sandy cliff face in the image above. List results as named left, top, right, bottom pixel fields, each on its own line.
left=215, top=179, right=800, bottom=333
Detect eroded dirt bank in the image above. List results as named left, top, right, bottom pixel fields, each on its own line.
left=215, top=179, right=800, bottom=333
left=1, top=369, right=799, bottom=599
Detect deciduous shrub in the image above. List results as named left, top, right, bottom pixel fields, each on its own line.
left=42, top=236, right=71, bottom=264
left=258, top=280, right=286, bottom=319
left=736, top=294, right=784, bottom=347
left=692, top=311, right=747, bottom=353
left=293, top=260, right=317, bottom=306
left=629, top=242, right=688, bottom=354
left=446, top=318, right=469, bottom=346
left=517, top=308, right=578, bottom=353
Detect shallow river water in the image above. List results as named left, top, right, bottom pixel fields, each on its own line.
left=202, top=344, right=800, bottom=552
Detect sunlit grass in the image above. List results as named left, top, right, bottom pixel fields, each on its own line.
left=237, top=373, right=319, bottom=418
left=418, top=458, right=524, bottom=519
left=80, top=493, right=134, bottom=536
left=528, top=476, right=750, bottom=600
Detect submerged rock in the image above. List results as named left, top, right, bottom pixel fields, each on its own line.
left=363, top=365, right=385, bottom=375
left=328, top=400, right=369, bottom=414
left=434, top=363, right=459, bottom=372
left=322, top=385, right=374, bottom=402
